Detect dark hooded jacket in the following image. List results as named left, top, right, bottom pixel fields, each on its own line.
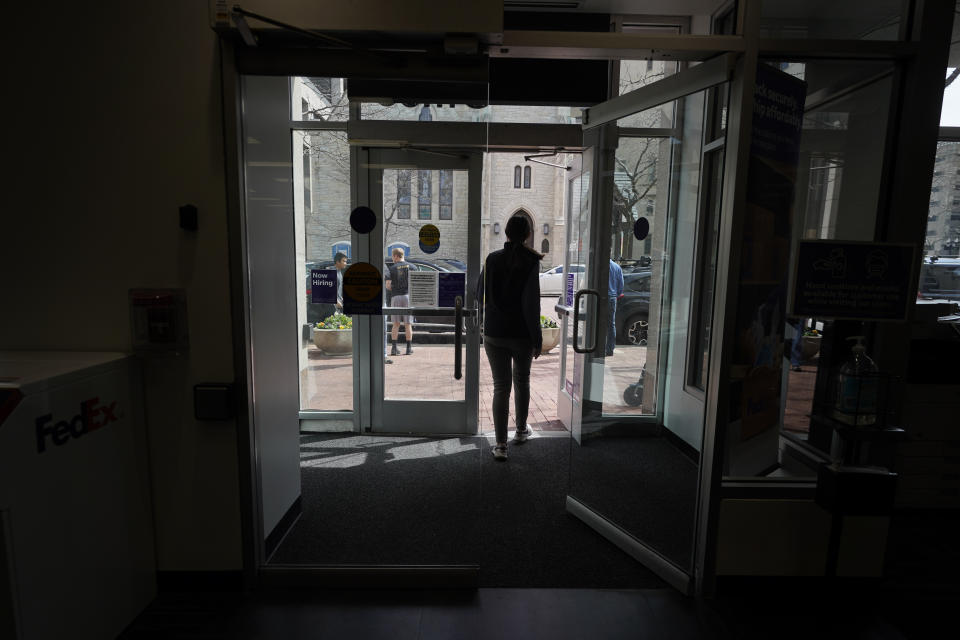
left=478, top=241, right=542, bottom=351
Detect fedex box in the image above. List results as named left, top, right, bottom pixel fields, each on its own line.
left=0, top=352, right=155, bottom=640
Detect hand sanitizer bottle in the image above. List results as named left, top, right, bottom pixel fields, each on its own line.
left=833, top=336, right=879, bottom=426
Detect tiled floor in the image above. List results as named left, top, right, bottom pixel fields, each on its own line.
left=119, top=585, right=932, bottom=639
left=119, top=588, right=714, bottom=639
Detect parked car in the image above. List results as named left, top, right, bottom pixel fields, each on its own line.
left=434, top=257, right=467, bottom=271
left=918, top=257, right=960, bottom=302
left=615, top=270, right=651, bottom=346
left=539, top=264, right=585, bottom=296
left=620, top=256, right=652, bottom=272
left=406, top=257, right=458, bottom=272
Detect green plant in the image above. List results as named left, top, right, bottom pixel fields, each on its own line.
left=803, top=328, right=821, bottom=337
left=317, top=311, right=352, bottom=330
left=539, top=314, right=558, bottom=329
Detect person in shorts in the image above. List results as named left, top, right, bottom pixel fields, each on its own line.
left=386, top=247, right=414, bottom=355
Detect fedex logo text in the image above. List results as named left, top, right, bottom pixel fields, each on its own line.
left=35, top=397, right=121, bottom=453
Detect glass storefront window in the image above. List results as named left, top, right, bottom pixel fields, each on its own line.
left=759, top=0, right=906, bottom=40
left=360, top=102, right=488, bottom=122
left=924, top=141, right=960, bottom=265
left=918, top=55, right=960, bottom=302
left=358, top=102, right=583, bottom=124
left=294, top=129, right=353, bottom=412
left=777, top=60, right=896, bottom=243
left=292, top=77, right=349, bottom=121
left=617, top=59, right=679, bottom=129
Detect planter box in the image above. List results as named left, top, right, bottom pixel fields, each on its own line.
left=800, top=335, right=821, bottom=362
left=541, top=326, right=560, bottom=353
left=312, top=328, right=352, bottom=356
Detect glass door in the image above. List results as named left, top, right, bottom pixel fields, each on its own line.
left=559, top=57, right=734, bottom=593
left=361, top=148, right=482, bottom=434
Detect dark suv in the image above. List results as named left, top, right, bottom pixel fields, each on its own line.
left=615, top=270, right=651, bottom=346
left=918, top=258, right=960, bottom=302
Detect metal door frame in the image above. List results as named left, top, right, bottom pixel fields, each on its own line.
left=354, top=147, right=482, bottom=435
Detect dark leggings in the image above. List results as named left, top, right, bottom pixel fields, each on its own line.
left=483, top=335, right=534, bottom=445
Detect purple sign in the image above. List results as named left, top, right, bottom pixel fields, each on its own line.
left=565, top=272, right=575, bottom=306
left=311, top=269, right=337, bottom=303
left=438, top=272, right=466, bottom=307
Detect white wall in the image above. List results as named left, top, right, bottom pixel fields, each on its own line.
left=4, top=2, right=241, bottom=570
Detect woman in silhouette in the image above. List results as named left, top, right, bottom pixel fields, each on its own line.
left=478, top=216, right=543, bottom=461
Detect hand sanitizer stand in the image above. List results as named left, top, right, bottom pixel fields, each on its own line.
left=0, top=352, right=156, bottom=640
left=815, top=369, right=904, bottom=577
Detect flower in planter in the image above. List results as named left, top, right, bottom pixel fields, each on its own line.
left=317, top=311, right=352, bottom=330
left=803, top=328, right=821, bottom=337
left=539, top=314, right=558, bottom=329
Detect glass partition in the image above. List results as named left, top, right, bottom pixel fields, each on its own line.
left=603, top=135, right=672, bottom=417
left=757, top=60, right=897, bottom=458
left=276, top=77, right=483, bottom=572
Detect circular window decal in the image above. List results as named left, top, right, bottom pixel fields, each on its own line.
left=634, top=217, right=650, bottom=241
left=419, top=224, right=440, bottom=254
left=349, top=206, right=376, bottom=234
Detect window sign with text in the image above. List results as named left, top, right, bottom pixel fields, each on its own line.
left=311, top=270, right=337, bottom=304
left=791, top=240, right=916, bottom=321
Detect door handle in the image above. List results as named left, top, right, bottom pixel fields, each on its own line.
left=454, top=296, right=463, bottom=380
left=572, top=289, right=599, bottom=354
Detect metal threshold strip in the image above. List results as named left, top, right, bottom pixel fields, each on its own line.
left=565, top=495, right=690, bottom=594
left=260, top=564, right=479, bottom=588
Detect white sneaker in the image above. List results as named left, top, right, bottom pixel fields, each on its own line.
left=491, top=444, right=508, bottom=461
left=513, top=425, right=533, bottom=444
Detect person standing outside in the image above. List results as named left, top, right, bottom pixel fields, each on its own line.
left=606, top=258, right=624, bottom=357
left=477, top=216, right=542, bottom=461
left=333, top=251, right=348, bottom=311
left=385, top=247, right=414, bottom=355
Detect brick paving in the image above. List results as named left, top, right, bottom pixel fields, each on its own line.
left=783, top=365, right=817, bottom=436
left=300, top=301, right=816, bottom=435
left=300, top=340, right=657, bottom=431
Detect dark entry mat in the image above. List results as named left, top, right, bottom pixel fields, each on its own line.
left=269, top=434, right=666, bottom=589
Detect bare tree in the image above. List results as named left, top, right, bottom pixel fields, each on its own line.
left=610, top=62, right=670, bottom=260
